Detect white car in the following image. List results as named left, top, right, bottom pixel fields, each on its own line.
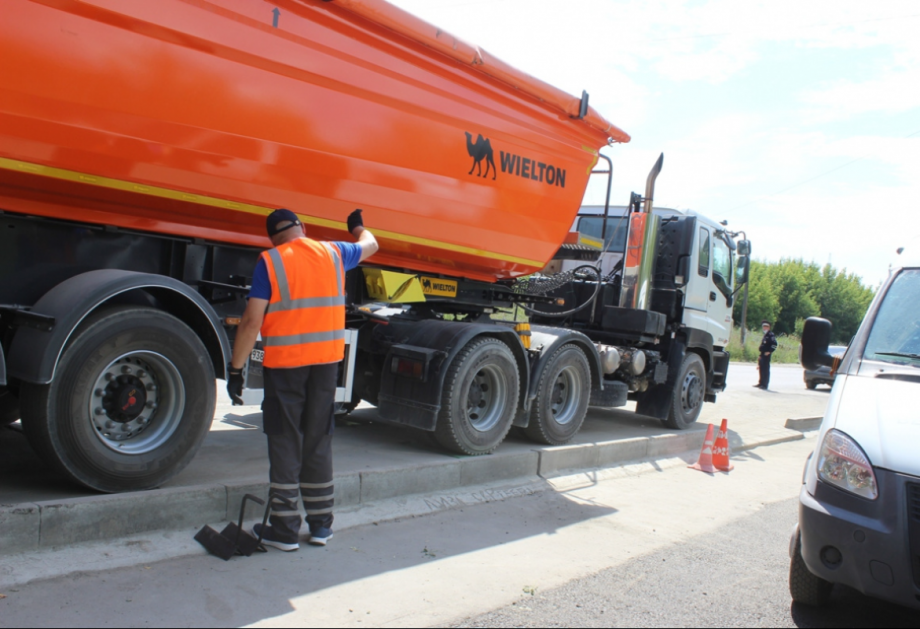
left=792, top=251, right=920, bottom=610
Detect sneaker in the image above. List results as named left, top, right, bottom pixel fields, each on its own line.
left=307, top=527, right=334, bottom=547
left=252, top=523, right=299, bottom=552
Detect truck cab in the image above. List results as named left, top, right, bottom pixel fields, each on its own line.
left=681, top=209, right=738, bottom=350
left=529, top=198, right=750, bottom=430
left=569, top=205, right=744, bottom=356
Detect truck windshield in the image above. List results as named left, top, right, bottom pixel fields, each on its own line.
left=864, top=269, right=920, bottom=367
left=712, top=236, right=733, bottom=298
left=577, top=216, right=628, bottom=252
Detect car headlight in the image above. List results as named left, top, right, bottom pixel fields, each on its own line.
left=816, top=429, right=878, bottom=500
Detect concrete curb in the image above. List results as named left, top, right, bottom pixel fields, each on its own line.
left=784, top=416, right=823, bottom=432
left=0, top=503, right=40, bottom=553
left=0, top=427, right=807, bottom=555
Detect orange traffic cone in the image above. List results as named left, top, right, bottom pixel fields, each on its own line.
left=689, top=424, right=717, bottom=473
left=712, top=418, right=734, bottom=472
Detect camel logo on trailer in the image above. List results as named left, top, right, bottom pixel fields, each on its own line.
left=463, top=132, right=566, bottom=188
left=465, top=132, right=496, bottom=180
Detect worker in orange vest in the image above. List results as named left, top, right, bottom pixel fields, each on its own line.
left=227, top=208, right=378, bottom=551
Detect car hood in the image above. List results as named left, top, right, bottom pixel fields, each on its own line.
left=831, top=373, right=920, bottom=477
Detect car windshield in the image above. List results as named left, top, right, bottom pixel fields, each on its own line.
left=863, top=269, right=920, bottom=367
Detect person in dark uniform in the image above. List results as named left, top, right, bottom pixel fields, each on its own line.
left=755, top=320, right=778, bottom=390
left=226, top=208, right=378, bottom=551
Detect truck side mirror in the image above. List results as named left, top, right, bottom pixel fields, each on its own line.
left=801, top=317, right=834, bottom=371
left=737, top=239, right=751, bottom=256
left=735, top=256, right=750, bottom=286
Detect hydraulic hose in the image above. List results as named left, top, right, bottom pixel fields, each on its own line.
left=520, top=265, right=603, bottom=319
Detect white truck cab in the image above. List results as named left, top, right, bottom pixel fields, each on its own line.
left=792, top=244, right=920, bottom=610
left=570, top=206, right=741, bottom=349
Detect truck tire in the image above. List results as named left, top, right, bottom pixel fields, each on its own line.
left=20, top=307, right=215, bottom=493
left=663, top=353, right=705, bottom=430
left=789, top=533, right=833, bottom=607
left=525, top=344, right=590, bottom=445
left=434, top=337, right=520, bottom=456
left=0, top=390, right=20, bottom=426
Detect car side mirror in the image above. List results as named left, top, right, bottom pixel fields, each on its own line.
left=801, top=317, right=834, bottom=371
left=737, top=239, right=752, bottom=256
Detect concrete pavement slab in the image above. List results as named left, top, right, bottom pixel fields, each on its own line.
left=647, top=431, right=707, bottom=458
left=36, top=485, right=226, bottom=547
left=459, top=450, right=539, bottom=487
left=361, top=461, right=461, bottom=503
left=595, top=437, right=649, bottom=468
left=0, top=364, right=830, bottom=554
left=785, top=416, right=823, bottom=431
left=0, top=439, right=823, bottom=627
left=0, top=503, right=40, bottom=553
left=538, top=442, right=600, bottom=477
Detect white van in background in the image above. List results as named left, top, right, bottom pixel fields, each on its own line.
left=792, top=243, right=920, bottom=611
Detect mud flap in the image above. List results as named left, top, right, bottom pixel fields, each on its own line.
left=635, top=341, right=686, bottom=420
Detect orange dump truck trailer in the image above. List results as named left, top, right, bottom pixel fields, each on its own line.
left=1, top=0, right=748, bottom=492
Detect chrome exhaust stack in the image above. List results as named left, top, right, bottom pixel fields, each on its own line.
left=619, top=154, right=664, bottom=311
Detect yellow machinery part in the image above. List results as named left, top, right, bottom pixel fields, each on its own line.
left=363, top=269, right=427, bottom=303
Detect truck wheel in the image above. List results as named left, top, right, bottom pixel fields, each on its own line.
left=0, top=389, right=20, bottom=426
left=20, top=307, right=215, bottom=493
left=663, top=353, right=705, bottom=430
left=805, top=381, right=817, bottom=390
left=789, top=533, right=833, bottom=607
left=434, top=337, right=520, bottom=456
left=525, top=344, right=590, bottom=445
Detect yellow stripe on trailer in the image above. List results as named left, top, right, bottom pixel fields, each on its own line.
left=0, top=157, right=544, bottom=269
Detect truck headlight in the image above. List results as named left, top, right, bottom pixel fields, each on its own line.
left=816, top=430, right=878, bottom=500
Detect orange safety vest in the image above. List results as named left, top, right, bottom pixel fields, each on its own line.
left=259, top=238, right=346, bottom=368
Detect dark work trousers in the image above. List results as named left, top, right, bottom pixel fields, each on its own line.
left=262, top=363, right=338, bottom=543
left=758, top=354, right=772, bottom=389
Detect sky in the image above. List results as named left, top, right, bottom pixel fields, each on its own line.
left=389, top=0, right=920, bottom=288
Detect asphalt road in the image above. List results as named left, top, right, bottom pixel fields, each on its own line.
left=452, top=498, right=920, bottom=628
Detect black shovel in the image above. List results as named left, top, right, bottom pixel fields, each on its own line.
left=195, top=493, right=270, bottom=560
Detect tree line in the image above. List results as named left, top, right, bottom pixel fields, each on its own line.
left=733, top=259, right=876, bottom=344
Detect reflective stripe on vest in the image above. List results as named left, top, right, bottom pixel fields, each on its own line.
left=263, top=329, right=346, bottom=347
left=260, top=239, right=346, bottom=368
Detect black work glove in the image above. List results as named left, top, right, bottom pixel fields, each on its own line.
left=347, top=208, right=364, bottom=235
left=227, top=364, right=245, bottom=406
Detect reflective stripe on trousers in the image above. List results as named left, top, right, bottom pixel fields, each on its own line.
left=262, top=363, right=338, bottom=542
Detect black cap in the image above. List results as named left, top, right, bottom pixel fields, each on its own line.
left=266, top=209, right=302, bottom=237
left=761, top=320, right=771, bottom=326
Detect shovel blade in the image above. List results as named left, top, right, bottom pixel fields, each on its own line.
left=220, top=522, right=262, bottom=557
left=194, top=525, right=236, bottom=561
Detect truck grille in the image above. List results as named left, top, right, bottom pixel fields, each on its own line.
left=909, top=483, right=920, bottom=588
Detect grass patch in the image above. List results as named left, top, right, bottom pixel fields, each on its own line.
left=727, top=326, right=801, bottom=364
